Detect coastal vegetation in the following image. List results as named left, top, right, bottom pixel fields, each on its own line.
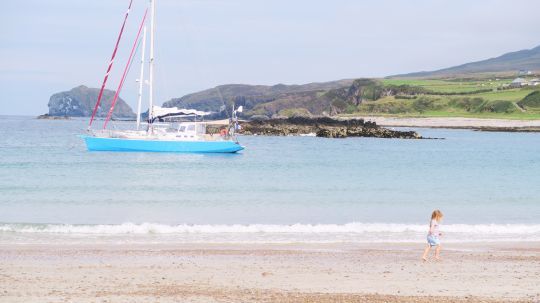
left=157, top=44, right=540, bottom=120
left=48, top=79, right=540, bottom=121
left=346, top=78, right=540, bottom=120
left=46, top=45, right=540, bottom=120
left=159, top=75, right=540, bottom=120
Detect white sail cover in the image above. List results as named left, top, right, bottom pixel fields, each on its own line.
left=152, top=106, right=211, bottom=117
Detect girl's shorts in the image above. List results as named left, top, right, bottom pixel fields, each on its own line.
left=427, top=235, right=440, bottom=246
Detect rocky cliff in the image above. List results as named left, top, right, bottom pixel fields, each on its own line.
left=48, top=85, right=135, bottom=118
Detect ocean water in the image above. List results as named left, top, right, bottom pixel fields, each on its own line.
left=1, top=115, right=539, bottom=244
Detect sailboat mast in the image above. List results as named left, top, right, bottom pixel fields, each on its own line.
left=148, top=0, right=156, bottom=126
left=136, top=26, right=147, bottom=130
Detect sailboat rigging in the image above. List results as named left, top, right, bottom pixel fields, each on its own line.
left=82, top=0, right=244, bottom=153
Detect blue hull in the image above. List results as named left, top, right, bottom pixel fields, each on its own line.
left=82, top=136, right=244, bottom=153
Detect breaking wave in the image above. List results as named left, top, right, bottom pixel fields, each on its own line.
left=1, top=222, right=540, bottom=235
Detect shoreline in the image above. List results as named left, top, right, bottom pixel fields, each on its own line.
left=356, top=116, right=540, bottom=131
left=27, top=114, right=540, bottom=132
left=2, top=242, right=538, bottom=302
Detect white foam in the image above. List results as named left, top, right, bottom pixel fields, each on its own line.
left=1, top=222, right=539, bottom=235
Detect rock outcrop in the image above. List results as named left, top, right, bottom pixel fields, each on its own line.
left=48, top=85, right=135, bottom=118
left=36, top=114, right=70, bottom=120
left=240, top=117, right=422, bottom=139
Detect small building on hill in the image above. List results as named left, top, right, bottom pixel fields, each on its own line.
left=518, top=70, right=533, bottom=76
left=529, top=78, right=540, bottom=86
left=510, top=77, right=528, bottom=87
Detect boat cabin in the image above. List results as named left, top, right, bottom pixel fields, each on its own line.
left=176, top=122, right=206, bottom=139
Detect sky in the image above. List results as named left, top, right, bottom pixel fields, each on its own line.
left=1, top=0, right=539, bottom=115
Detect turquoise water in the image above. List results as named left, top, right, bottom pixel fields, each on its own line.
left=1, top=115, right=539, bottom=243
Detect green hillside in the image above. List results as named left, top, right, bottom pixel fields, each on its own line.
left=154, top=45, right=540, bottom=120
left=159, top=76, right=540, bottom=120
left=348, top=78, right=540, bottom=119
left=50, top=45, right=540, bottom=119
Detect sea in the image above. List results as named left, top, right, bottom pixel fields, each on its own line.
left=1, top=115, right=539, bottom=244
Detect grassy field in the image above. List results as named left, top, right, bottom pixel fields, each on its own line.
left=350, top=78, right=540, bottom=119
left=474, top=88, right=535, bottom=101
left=381, top=78, right=512, bottom=94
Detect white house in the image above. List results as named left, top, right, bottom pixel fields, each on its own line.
left=529, top=78, right=540, bottom=86
left=510, top=77, right=528, bottom=87
left=518, top=70, right=533, bottom=76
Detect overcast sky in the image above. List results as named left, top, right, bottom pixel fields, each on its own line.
left=1, top=0, right=539, bottom=115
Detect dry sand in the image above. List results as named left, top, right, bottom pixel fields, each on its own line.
left=360, top=116, right=540, bottom=131
left=1, top=242, right=539, bottom=302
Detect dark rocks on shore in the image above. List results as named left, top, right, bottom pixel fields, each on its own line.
left=37, top=114, right=70, bottom=120
left=240, top=117, right=422, bottom=139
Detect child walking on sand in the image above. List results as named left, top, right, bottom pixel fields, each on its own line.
left=422, top=210, right=443, bottom=261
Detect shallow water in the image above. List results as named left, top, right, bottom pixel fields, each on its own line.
left=1, top=116, right=539, bottom=243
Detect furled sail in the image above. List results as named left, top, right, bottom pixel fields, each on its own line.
left=152, top=106, right=211, bottom=119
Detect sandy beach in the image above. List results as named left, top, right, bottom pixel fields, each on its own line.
left=359, top=116, right=540, bottom=131
left=1, top=242, right=538, bottom=303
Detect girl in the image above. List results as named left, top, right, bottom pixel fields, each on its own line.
left=422, top=210, right=443, bottom=261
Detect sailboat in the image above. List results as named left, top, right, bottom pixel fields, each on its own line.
left=82, top=0, right=244, bottom=153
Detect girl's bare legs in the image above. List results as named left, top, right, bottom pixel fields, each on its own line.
left=422, top=244, right=431, bottom=261
left=435, top=244, right=442, bottom=260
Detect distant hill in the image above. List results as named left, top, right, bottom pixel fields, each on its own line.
left=48, top=85, right=135, bottom=118
left=52, top=45, right=540, bottom=119
left=162, top=80, right=354, bottom=117
left=392, top=45, right=540, bottom=78
left=161, top=45, right=540, bottom=117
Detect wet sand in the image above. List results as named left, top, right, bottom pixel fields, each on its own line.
left=1, top=242, right=539, bottom=302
